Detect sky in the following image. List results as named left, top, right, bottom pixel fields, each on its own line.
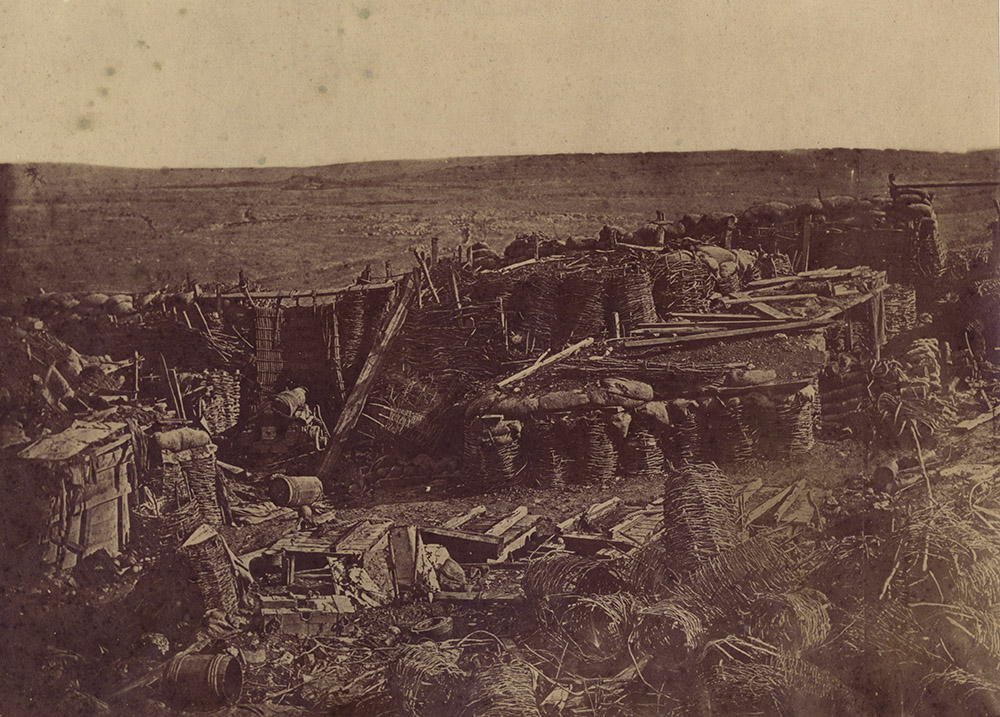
left=0, top=0, right=997, bottom=168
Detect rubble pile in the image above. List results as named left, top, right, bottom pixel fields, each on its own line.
left=3, top=178, right=1000, bottom=715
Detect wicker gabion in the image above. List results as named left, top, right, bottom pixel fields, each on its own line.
left=952, top=557, right=1000, bottom=609
left=461, top=660, right=538, bottom=717
left=200, top=369, right=241, bottom=435
left=757, top=252, right=794, bottom=279
left=663, top=399, right=702, bottom=464
left=132, top=498, right=201, bottom=559
left=581, top=412, right=619, bottom=484
left=622, top=426, right=665, bottom=481
left=651, top=251, right=714, bottom=314
left=699, top=397, right=754, bottom=464
left=748, top=587, right=831, bottom=653
left=884, top=283, right=918, bottom=337
left=180, top=528, right=239, bottom=615
left=612, top=267, right=658, bottom=331
left=523, top=552, right=625, bottom=622
left=527, top=416, right=571, bottom=488
left=388, top=643, right=467, bottom=717
left=463, top=416, right=526, bottom=490
left=630, top=600, right=706, bottom=666
left=558, top=270, right=607, bottom=342
left=659, top=463, right=740, bottom=577
left=181, top=449, right=224, bottom=525
left=557, top=593, right=639, bottom=668
left=518, top=270, right=559, bottom=351
left=337, top=291, right=367, bottom=377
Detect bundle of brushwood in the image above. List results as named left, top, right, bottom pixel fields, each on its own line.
left=461, top=660, right=539, bottom=717
left=462, top=415, right=525, bottom=490
left=557, top=269, right=607, bottom=342
left=180, top=525, right=239, bottom=615
left=387, top=643, right=467, bottom=717
left=883, top=283, right=917, bottom=336
left=650, top=250, right=714, bottom=314
left=522, top=552, right=625, bottom=623
left=656, top=463, right=741, bottom=579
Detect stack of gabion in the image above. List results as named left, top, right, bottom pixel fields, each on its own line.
left=651, top=251, right=714, bottom=314
left=461, top=660, right=539, bottom=717
left=659, top=463, right=740, bottom=578
left=462, top=416, right=525, bottom=490
left=252, top=303, right=283, bottom=404
left=883, top=283, right=917, bottom=337
left=775, top=386, right=817, bottom=456
left=557, top=270, right=607, bottom=342
left=201, top=369, right=241, bottom=434
left=612, top=267, right=658, bottom=331
left=622, top=425, right=665, bottom=481
left=527, top=416, right=570, bottom=488
left=581, top=412, right=619, bottom=483
left=180, top=528, right=239, bottom=615
left=387, top=643, right=466, bottom=717
left=181, top=448, right=224, bottom=525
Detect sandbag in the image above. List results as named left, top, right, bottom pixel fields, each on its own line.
left=697, top=244, right=736, bottom=266
left=741, top=202, right=792, bottom=225
left=727, top=368, right=777, bottom=387
left=82, top=293, right=110, bottom=308
left=155, top=428, right=212, bottom=453
left=790, top=198, right=824, bottom=219
left=637, top=401, right=671, bottom=428
left=697, top=253, right=720, bottom=275
left=538, top=389, right=590, bottom=413
left=821, top=195, right=856, bottom=214
left=607, top=409, right=632, bottom=440
left=694, top=212, right=736, bottom=236
left=602, top=377, right=654, bottom=401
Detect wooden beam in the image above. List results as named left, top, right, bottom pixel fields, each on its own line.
left=317, top=276, right=418, bottom=487
left=953, top=408, right=1000, bottom=433
left=747, top=483, right=797, bottom=524
left=219, top=281, right=396, bottom=300
left=413, top=249, right=440, bottom=303
left=442, top=505, right=487, bottom=529
left=721, top=293, right=819, bottom=307
left=486, top=507, right=528, bottom=536
left=622, top=317, right=830, bottom=348
left=748, top=302, right=794, bottom=320
left=800, top=217, right=811, bottom=273
left=497, top=337, right=594, bottom=387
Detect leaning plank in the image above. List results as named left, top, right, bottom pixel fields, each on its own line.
left=622, top=317, right=830, bottom=348
left=486, top=506, right=529, bottom=536
left=748, top=482, right=798, bottom=524
left=317, top=275, right=418, bottom=485
left=497, top=337, right=594, bottom=387
left=953, top=409, right=1000, bottom=433
left=443, top=505, right=487, bottom=529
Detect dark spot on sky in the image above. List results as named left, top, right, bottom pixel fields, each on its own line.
left=153, top=61, right=162, bottom=71
left=86, top=100, right=94, bottom=108
left=178, top=8, right=187, bottom=15
left=105, top=66, right=116, bottom=76
left=358, top=7, right=370, bottom=19
left=137, top=39, right=148, bottom=49
left=363, top=69, right=373, bottom=79
left=98, top=87, right=109, bottom=97
left=337, top=27, right=345, bottom=35
left=317, top=85, right=327, bottom=94
left=257, top=157, right=267, bottom=166
left=77, top=117, right=93, bottom=131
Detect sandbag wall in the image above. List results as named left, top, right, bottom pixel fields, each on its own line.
left=462, top=378, right=820, bottom=488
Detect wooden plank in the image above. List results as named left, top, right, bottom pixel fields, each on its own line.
left=435, top=590, right=523, bottom=603
left=219, top=281, right=396, bottom=300
left=774, top=480, right=807, bottom=523
left=660, top=312, right=764, bottom=321
left=562, top=533, right=638, bottom=554
left=748, top=482, right=799, bottom=524
left=800, top=217, right=811, bottom=272
left=419, top=526, right=503, bottom=548
left=413, top=249, right=440, bottom=303
left=622, top=317, right=830, bottom=348
left=953, top=408, right=1000, bottom=433
left=749, top=302, right=794, bottom=320
left=493, top=516, right=541, bottom=563
left=442, top=505, right=487, bottom=529
left=486, top=506, right=528, bottom=536
left=317, top=276, right=418, bottom=486
left=584, top=497, right=622, bottom=523
left=721, top=293, right=819, bottom=307
left=497, top=337, right=594, bottom=387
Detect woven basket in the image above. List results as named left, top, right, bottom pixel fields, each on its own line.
left=622, top=426, right=665, bottom=481
left=181, top=450, right=223, bottom=525
left=630, top=599, right=706, bottom=666
left=181, top=529, right=239, bottom=615
left=461, top=660, right=538, bottom=717
left=523, top=552, right=625, bottom=623
left=387, top=643, right=466, bottom=717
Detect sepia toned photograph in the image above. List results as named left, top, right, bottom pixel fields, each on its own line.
left=1, top=1, right=999, bottom=714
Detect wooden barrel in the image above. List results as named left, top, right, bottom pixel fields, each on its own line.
left=271, top=388, right=307, bottom=417
left=268, top=475, right=323, bottom=507
left=163, top=653, right=242, bottom=706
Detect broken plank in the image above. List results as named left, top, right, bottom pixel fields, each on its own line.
left=748, top=483, right=798, bottom=524
left=953, top=409, right=1000, bottom=433
left=443, top=505, right=487, bottom=529
left=317, top=275, right=418, bottom=486
left=486, top=506, right=529, bottom=536
left=622, top=317, right=830, bottom=348
left=492, top=515, right=542, bottom=563
left=497, top=337, right=594, bottom=387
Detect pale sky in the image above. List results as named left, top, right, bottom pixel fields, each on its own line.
left=1, top=0, right=997, bottom=168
